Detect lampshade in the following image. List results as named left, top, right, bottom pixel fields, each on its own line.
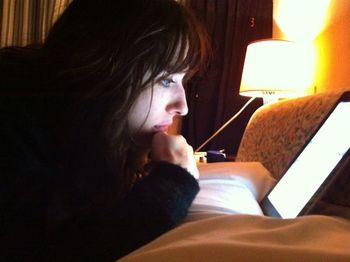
left=239, top=39, right=314, bottom=103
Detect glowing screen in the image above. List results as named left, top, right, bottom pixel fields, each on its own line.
left=267, top=101, right=350, bottom=218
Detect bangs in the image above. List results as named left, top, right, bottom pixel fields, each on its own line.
left=146, top=3, right=210, bottom=84
left=101, top=0, right=211, bottom=93
left=167, top=10, right=209, bottom=78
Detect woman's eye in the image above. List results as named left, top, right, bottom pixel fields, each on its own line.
left=160, top=79, right=175, bottom=88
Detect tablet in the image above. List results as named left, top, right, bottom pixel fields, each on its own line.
left=260, top=91, right=350, bottom=218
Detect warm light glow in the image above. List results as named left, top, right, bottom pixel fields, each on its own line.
left=275, top=0, right=331, bottom=42
left=313, top=37, right=330, bottom=93
left=240, top=40, right=315, bottom=102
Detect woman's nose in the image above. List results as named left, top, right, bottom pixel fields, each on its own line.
left=167, top=85, right=188, bottom=116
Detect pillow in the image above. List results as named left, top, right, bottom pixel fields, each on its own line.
left=185, top=162, right=276, bottom=222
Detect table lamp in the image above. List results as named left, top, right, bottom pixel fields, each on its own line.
left=195, top=39, right=313, bottom=152
left=239, top=39, right=313, bottom=104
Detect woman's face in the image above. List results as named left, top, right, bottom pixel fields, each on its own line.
left=128, top=71, right=188, bottom=147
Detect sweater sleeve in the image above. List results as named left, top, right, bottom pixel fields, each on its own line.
left=1, top=98, right=199, bottom=261
left=48, top=161, right=199, bottom=261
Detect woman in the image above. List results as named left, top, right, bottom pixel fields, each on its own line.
left=0, top=0, right=209, bottom=260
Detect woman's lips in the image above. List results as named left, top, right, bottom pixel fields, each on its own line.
left=153, top=125, right=170, bottom=132
left=154, top=122, right=172, bottom=132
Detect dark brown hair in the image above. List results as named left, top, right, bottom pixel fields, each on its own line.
left=1, top=0, right=210, bottom=198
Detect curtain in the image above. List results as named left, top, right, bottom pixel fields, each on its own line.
left=0, top=0, right=72, bottom=47
left=182, top=0, right=273, bottom=155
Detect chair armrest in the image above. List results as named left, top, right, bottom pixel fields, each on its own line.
left=236, top=91, right=344, bottom=180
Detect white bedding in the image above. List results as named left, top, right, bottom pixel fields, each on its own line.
left=119, top=162, right=350, bottom=261
left=120, top=214, right=350, bottom=261
left=186, top=162, right=276, bottom=221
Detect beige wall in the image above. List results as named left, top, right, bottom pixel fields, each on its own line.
left=315, top=0, right=350, bottom=92
left=273, top=0, right=350, bottom=93
left=172, top=1, right=350, bottom=134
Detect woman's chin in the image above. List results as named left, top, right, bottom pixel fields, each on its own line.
left=133, top=132, right=155, bottom=149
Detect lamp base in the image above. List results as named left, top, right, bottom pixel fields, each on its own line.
left=262, top=95, right=280, bottom=104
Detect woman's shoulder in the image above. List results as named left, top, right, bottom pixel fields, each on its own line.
left=0, top=94, right=56, bottom=176
left=0, top=45, right=43, bottom=91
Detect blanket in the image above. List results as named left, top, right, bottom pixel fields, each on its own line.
left=120, top=214, right=350, bottom=261
left=119, top=162, right=350, bottom=261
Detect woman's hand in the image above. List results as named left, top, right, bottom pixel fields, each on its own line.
left=150, top=132, right=199, bottom=179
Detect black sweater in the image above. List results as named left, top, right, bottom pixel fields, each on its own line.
left=0, top=95, right=199, bottom=261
